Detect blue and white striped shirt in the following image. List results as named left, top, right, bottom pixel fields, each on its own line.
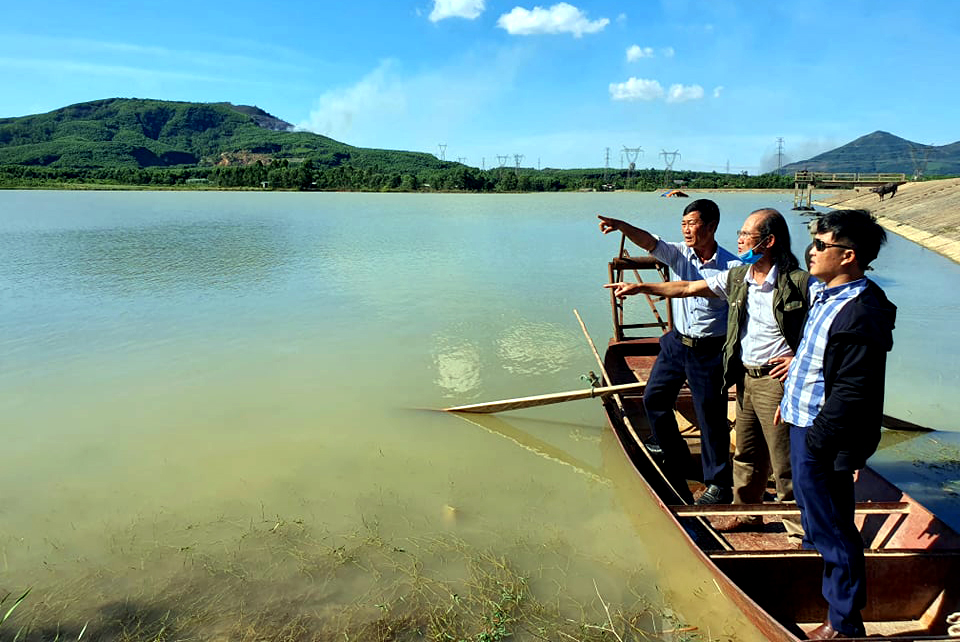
left=780, top=278, right=868, bottom=427
left=650, top=238, right=741, bottom=338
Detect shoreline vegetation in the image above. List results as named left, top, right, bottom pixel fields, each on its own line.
left=0, top=163, right=797, bottom=193
left=0, top=515, right=698, bottom=642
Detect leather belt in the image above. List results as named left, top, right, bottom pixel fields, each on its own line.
left=744, top=364, right=775, bottom=378
left=676, top=331, right=724, bottom=350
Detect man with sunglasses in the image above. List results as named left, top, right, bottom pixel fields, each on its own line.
left=606, top=208, right=813, bottom=542
left=599, top=199, right=740, bottom=505
left=776, top=209, right=896, bottom=639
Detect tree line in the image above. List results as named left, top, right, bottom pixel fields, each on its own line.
left=0, top=160, right=796, bottom=192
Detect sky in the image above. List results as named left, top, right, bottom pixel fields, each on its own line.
left=2, top=0, right=958, bottom=173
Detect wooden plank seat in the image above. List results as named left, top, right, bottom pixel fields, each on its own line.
left=671, top=501, right=911, bottom=517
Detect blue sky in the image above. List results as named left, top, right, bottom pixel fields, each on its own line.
left=3, top=0, right=957, bottom=172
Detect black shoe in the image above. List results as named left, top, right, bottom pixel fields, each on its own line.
left=695, top=484, right=733, bottom=505
left=642, top=437, right=663, bottom=456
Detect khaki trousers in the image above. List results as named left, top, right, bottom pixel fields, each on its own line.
left=734, top=373, right=803, bottom=541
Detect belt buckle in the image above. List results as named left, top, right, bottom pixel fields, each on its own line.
left=680, top=335, right=695, bottom=348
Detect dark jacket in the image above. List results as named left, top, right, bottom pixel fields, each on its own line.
left=721, top=264, right=812, bottom=390
left=806, top=279, right=897, bottom=471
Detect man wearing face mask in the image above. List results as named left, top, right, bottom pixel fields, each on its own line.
left=606, top=208, right=814, bottom=541
left=599, top=199, right=740, bottom=505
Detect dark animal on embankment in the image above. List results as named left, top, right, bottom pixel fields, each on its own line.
left=871, top=181, right=905, bottom=201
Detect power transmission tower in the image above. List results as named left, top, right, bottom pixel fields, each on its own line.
left=660, top=149, right=680, bottom=188
left=438, top=144, right=447, bottom=161
left=496, top=154, right=509, bottom=180
left=909, top=143, right=929, bottom=180
left=514, top=154, right=524, bottom=176
left=622, top=146, right=643, bottom=187
left=603, top=147, right=610, bottom=183
left=776, top=138, right=785, bottom=175
left=457, top=157, right=466, bottom=165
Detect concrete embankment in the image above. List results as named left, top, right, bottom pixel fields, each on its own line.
left=813, top=177, right=960, bottom=263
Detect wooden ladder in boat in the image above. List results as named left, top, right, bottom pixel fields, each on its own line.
left=608, top=250, right=673, bottom=341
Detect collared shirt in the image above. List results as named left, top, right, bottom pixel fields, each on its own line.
left=705, top=264, right=794, bottom=365
left=780, top=277, right=869, bottom=427
left=650, top=237, right=741, bottom=338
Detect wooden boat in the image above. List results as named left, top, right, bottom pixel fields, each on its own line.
left=589, top=252, right=960, bottom=641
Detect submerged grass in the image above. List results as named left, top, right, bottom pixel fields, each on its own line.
left=0, top=514, right=701, bottom=642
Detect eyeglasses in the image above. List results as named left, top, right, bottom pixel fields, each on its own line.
left=812, top=238, right=855, bottom=252
left=737, top=230, right=760, bottom=239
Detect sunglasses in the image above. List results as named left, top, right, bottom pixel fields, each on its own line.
left=812, top=238, right=855, bottom=252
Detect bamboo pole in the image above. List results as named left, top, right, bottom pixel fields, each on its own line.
left=444, top=381, right=646, bottom=414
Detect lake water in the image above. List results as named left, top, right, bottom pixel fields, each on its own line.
left=1, top=190, right=958, bottom=640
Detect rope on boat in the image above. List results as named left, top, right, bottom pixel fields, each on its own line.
left=581, top=371, right=602, bottom=397
left=946, top=612, right=960, bottom=636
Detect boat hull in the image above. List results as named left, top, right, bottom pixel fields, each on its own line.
left=600, top=338, right=960, bottom=640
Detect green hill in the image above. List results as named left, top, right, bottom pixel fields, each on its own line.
left=0, top=98, right=446, bottom=172
left=781, top=131, right=960, bottom=176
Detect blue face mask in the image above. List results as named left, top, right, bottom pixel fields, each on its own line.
left=738, top=237, right=769, bottom=265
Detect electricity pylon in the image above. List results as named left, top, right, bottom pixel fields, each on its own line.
left=622, top=146, right=643, bottom=188
left=660, top=149, right=680, bottom=188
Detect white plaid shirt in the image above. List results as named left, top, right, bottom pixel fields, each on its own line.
left=650, top=238, right=741, bottom=338
left=780, top=277, right=868, bottom=428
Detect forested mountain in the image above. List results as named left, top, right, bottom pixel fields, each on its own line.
left=781, top=131, right=960, bottom=176
left=0, top=98, right=445, bottom=172
left=0, top=97, right=801, bottom=191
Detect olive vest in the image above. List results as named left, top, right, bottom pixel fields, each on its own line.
left=721, top=264, right=811, bottom=390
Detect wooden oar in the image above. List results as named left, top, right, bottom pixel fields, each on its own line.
left=444, top=381, right=646, bottom=414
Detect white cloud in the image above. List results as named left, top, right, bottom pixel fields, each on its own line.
left=610, top=78, right=706, bottom=103
left=666, top=83, right=704, bottom=103
left=0, top=57, right=236, bottom=84
left=430, top=0, right=485, bottom=22
left=497, top=2, right=610, bottom=37
left=626, top=45, right=654, bottom=61
left=662, top=47, right=675, bottom=57
left=609, top=77, right=664, bottom=101
left=297, top=48, right=525, bottom=152
left=298, top=61, right=407, bottom=140
left=713, top=85, right=724, bottom=98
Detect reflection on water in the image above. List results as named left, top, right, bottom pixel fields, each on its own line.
left=496, top=320, right=582, bottom=376
left=432, top=333, right=483, bottom=396
left=0, top=190, right=955, bottom=640
left=5, top=221, right=291, bottom=298
left=432, top=319, right=583, bottom=397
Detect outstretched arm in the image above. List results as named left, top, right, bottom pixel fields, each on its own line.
left=604, top=279, right=715, bottom=299
left=597, top=215, right=657, bottom=252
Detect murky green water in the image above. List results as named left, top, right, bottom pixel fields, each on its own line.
left=1, top=190, right=957, bottom=640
